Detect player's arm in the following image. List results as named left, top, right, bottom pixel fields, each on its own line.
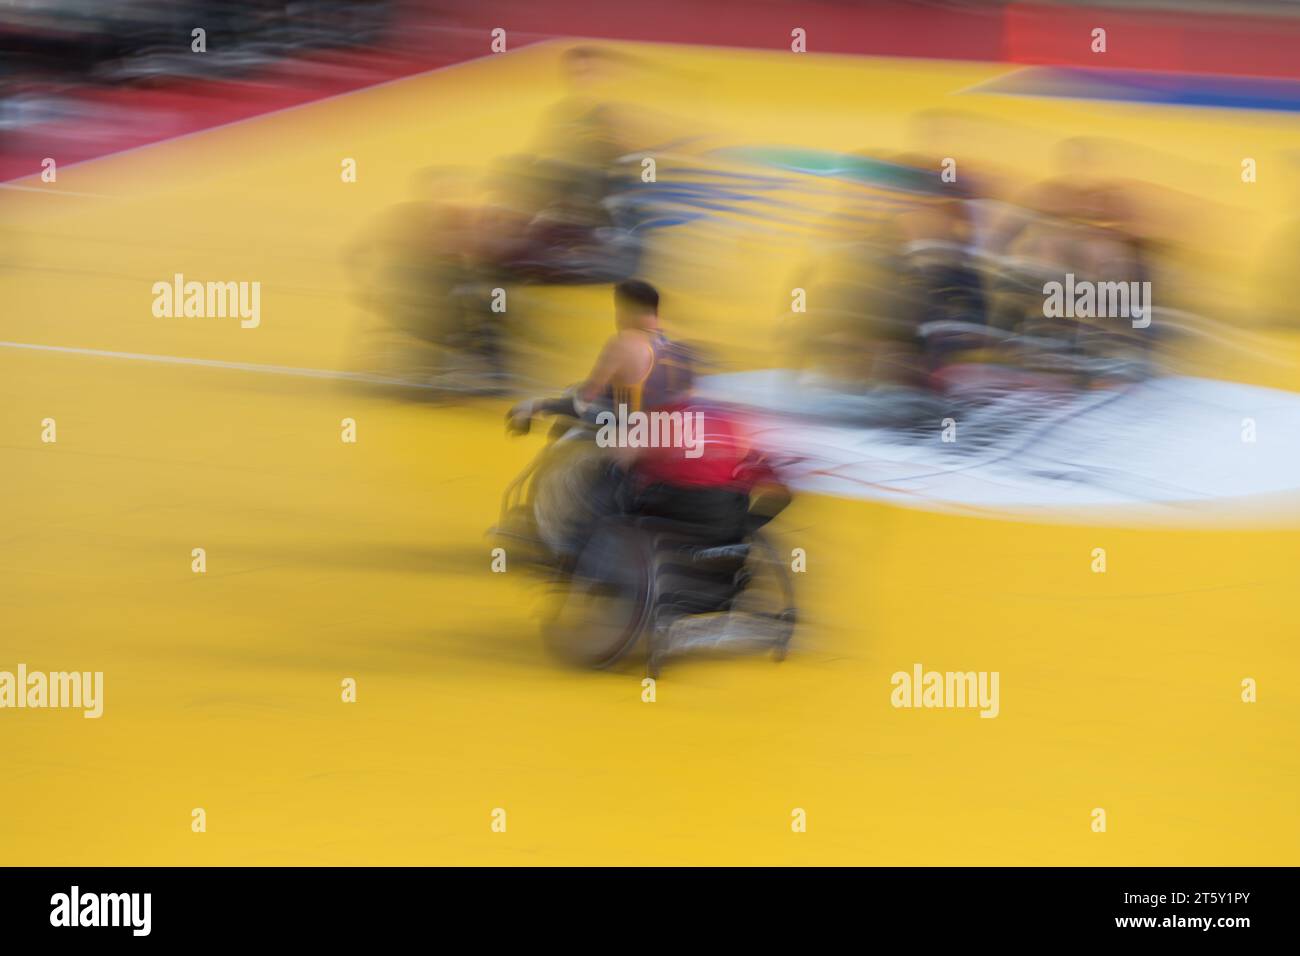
left=505, top=335, right=625, bottom=435
left=577, top=335, right=627, bottom=404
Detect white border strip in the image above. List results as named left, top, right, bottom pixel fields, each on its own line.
left=0, top=183, right=116, bottom=198
left=0, top=340, right=434, bottom=388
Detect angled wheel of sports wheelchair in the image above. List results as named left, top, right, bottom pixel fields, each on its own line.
left=645, top=524, right=797, bottom=678
left=541, top=514, right=797, bottom=675
left=540, top=517, right=656, bottom=669
left=530, top=435, right=613, bottom=561
left=494, top=420, right=612, bottom=565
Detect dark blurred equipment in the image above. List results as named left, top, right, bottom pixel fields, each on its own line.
left=0, top=1, right=398, bottom=160
left=0, top=2, right=394, bottom=86
left=492, top=395, right=796, bottom=675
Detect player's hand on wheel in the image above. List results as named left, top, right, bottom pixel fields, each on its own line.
left=505, top=400, right=535, bottom=436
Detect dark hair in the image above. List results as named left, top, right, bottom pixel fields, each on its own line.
left=564, top=45, right=603, bottom=64
left=615, top=279, right=659, bottom=312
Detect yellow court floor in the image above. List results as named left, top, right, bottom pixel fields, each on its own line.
left=2, top=41, right=1298, bottom=865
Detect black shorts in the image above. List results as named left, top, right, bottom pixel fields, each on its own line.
left=632, top=482, right=750, bottom=544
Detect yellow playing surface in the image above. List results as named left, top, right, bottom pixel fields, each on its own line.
left=2, top=41, right=1297, bottom=865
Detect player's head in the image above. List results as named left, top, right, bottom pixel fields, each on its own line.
left=562, top=45, right=601, bottom=86
left=614, top=279, right=659, bottom=330
left=562, top=45, right=621, bottom=90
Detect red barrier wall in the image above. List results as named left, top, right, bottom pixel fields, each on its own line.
left=5, top=1, right=1299, bottom=182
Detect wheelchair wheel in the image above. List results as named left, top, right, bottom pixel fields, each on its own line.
left=529, top=437, right=612, bottom=562
left=541, top=520, right=653, bottom=669
left=646, top=529, right=798, bottom=675
left=727, top=531, right=798, bottom=660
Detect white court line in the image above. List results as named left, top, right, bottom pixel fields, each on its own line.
left=948, top=65, right=1034, bottom=99
left=0, top=340, right=434, bottom=388
left=0, top=183, right=116, bottom=199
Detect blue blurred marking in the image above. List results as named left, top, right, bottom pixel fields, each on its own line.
left=973, top=67, right=1300, bottom=113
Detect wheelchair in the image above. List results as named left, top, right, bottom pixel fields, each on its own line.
left=493, top=418, right=797, bottom=676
